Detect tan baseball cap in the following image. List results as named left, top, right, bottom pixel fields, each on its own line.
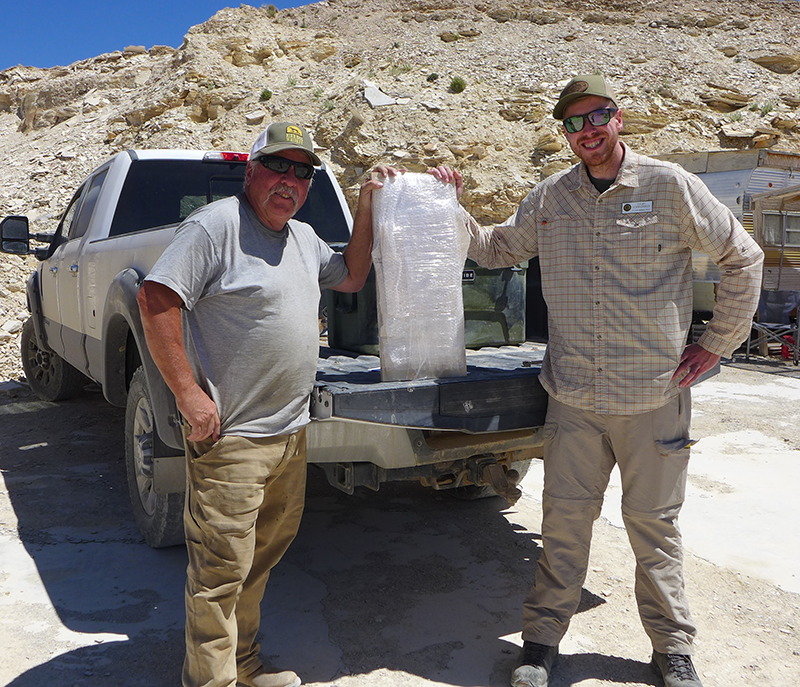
left=553, top=74, right=618, bottom=120
left=249, top=122, right=322, bottom=166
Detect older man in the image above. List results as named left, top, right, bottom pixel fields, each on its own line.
left=138, top=122, right=394, bottom=687
left=431, top=75, right=763, bottom=687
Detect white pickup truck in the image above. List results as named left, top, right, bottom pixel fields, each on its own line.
left=1, top=149, right=547, bottom=548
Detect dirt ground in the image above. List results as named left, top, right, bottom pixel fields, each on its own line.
left=1, top=355, right=799, bottom=687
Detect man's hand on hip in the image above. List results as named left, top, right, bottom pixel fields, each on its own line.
left=673, top=343, right=720, bottom=388
left=178, top=386, right=221, bottom=442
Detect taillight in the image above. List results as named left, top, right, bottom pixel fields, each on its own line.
left=203, top=152, right=249, bottom=162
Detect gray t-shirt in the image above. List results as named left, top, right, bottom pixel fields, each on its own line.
left=146, top=194, right=349, bottom=437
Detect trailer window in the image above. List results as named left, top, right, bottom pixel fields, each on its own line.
left=763, top=213, right=800, bottom=247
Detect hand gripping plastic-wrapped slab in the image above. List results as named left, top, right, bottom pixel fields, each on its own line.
left=371, top=172, right=471, bottom=382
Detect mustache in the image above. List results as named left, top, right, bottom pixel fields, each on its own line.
left=267, top=184, right=299, bottom=205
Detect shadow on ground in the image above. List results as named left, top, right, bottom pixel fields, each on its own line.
left=1, top=383, right=621, bottom=687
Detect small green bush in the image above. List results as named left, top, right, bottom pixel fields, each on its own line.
left=259, top=88, right=272, bottom=102
left=389, top=62, right=412, bottom=76
left=729, top=111, right=743, bottom=122
left=450, top=76, right=466, bottom=93
left=265, top=4, right=277, bottom=18
left=426, top=72, right=439, bottom=83
left=760, top=101, right=774, bottom=116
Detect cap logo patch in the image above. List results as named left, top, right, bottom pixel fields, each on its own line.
left=564, top=80, right=589, bottom=95
left=285, top=125, right=304, bottom=145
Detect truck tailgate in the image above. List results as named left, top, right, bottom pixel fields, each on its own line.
left=312, top=342, right=548, bottom=432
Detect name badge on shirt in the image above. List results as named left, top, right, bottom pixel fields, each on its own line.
left=621, top=201, right=653, bottom=214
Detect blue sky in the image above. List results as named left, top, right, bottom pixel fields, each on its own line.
left=0, top=1, right=308, bottom=72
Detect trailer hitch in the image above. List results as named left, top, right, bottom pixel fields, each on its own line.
left=481, top=462, right=522, bottom=506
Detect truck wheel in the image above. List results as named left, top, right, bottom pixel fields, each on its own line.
left=20, top=317, right=86, bottom=401
left=125, top=367, right=185, bottom=548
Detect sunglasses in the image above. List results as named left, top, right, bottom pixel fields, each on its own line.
left=255, top=155, right=315, bottom=180
left=563, top=107, right=618, bottom=134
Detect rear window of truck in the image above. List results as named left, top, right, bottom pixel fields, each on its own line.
left=108, top=159, right=351, bottom=243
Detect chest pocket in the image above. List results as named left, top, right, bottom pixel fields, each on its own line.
left=539, top=215, right=579, bottom=262
left=615, top=213, right=662, bottom=265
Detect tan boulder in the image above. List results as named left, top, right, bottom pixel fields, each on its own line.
left=699, top=89, right=751, bottom=112
left=621, top=111, right=671, bottom=135
left=771, top=115, right=798, bottom=131
left=534, top=131, right=563, bottom=154
left=750, top=52, right=800, bottom=74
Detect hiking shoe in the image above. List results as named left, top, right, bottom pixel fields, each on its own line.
left=510, top=642, right=558, bottom=687
left=650, top=651, right=703, bottom=687
left=237, top=667, right=301, bottom=687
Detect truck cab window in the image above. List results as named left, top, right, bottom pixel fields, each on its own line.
left=68, top=169, right=109, bottom=241
left=46, top=183, right=86, bottom=257
left=109, top=160, right=247, bottom=237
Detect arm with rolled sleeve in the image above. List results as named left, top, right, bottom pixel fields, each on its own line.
left=681, top=174, right=764, bottom=357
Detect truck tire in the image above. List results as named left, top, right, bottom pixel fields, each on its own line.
left=125, top=366, right=185, bottom=548
left=20, top=317, right=86, bottom=401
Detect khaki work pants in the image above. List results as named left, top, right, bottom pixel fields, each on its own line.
left=181, top=429, right=307, bottom=687
left=522, top=390, right=697, bottom=654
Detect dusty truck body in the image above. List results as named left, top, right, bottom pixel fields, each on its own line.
left=0, top=148, right=546, bottom=548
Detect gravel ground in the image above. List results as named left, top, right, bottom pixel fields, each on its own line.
left=1, top=354, right=799, bottom=687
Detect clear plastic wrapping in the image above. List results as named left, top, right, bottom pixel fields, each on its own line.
left=371, top=172, right=471, bottom=381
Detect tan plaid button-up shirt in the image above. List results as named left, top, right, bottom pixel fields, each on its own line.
left=466, top=146, right=764, bottom=414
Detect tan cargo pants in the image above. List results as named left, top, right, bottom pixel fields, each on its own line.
left=181, top=428, right=307, bottom=687
left=522, top=390, right=697, bottom=654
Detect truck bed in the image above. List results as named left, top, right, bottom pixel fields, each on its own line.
left=312, top=342, right=548, bottom=433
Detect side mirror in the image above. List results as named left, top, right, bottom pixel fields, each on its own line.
left=0, top=216, right=31, bottom=255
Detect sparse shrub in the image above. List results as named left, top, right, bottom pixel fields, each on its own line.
left=427, top=72, right=439, bottom=82
left=450, top=76, right=466, bottom=93
left=287, top=75, right=298, bottom=88
left=729, top=111, right=743, bottom=122
left=393, top=41, right=401, bottom=49
left=313, top=87, right=324, bottom=99
left=389, top=62, right=412, bottom=76
left=259, top=88, right=272, bottom=102
left=760, top=101, right=774, bottom=116
left=323, top=99, right=335, bottom=112
left=265, top=4, right=277, bottom=18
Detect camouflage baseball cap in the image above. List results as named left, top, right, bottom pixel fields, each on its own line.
left=552, top=74, right=618, bottom=120
left=249, top=122, right=322, bottom=165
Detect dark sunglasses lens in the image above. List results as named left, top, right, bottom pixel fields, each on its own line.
left=293, top=163, right=314, bottom=179
left=260, top=157, right=314, bottom=179
left=564, top=108, right=615, bottom=133
left=588, top=110, right=612, bottom=126
left=564, top=116, right=584, bottom=134
left=260, top=158, right=290, bottom=173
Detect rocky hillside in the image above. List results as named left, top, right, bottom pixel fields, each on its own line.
left=2, top=0, right=800, bottom=381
